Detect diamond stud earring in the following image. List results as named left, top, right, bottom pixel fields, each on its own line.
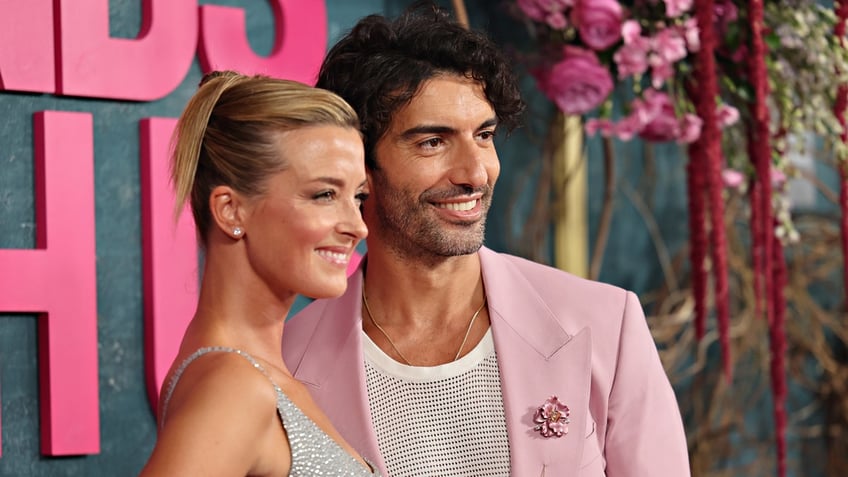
left=233, top=227, right=243, bottom=237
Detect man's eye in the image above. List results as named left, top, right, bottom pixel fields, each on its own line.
left=420, top=138, right=443, bottom=148
left=479, top=130, right=497, bottom=140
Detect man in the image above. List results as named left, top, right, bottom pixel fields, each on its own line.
left=282, top=5, right=689, bottom=476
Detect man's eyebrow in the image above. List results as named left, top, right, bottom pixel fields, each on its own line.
left=399, top=117, right=499, bottom=139
left=400, top=125, right=456, bottom=139
left=479, top=118, right=498, bottom=129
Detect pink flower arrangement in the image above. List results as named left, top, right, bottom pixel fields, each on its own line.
left=586, top=89, right=703, bottom=144
left=533, top=46, right=614, bottom=115
left=515, top=0, right=738, bottom=144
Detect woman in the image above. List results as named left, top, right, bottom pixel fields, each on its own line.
left=139, top=71, right=378, bottom=476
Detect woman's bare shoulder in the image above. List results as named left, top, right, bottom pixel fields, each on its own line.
left=140, top=350, right=289, bottom=476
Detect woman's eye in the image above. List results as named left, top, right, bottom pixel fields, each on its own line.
left=314, top=190, right=336, bottom=201
left=355, top=192, right=370, bottom=205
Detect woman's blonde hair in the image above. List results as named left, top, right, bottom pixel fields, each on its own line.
left=171, top=70, right=360, bottom=243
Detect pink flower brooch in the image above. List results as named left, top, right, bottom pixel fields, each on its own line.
left=533, top=395, right=570, bottom=438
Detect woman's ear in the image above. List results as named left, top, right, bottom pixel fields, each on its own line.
left=209, top=185, right=246, bottom=240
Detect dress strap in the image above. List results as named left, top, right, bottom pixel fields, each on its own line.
left=159, top=346, right=283, bottom=428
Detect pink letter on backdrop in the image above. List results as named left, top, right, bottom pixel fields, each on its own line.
left=198, top=1, right=326, bottom=84
left=0, top=0, right=55, bottom=93
left=54, top=0, right=197, bottom=101
left=140, top=118, right=199, bottom=411
left=0, top=111, right=99, bottom=455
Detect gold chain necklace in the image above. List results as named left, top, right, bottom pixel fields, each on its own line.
left=362, top=283, right=487, bottom=366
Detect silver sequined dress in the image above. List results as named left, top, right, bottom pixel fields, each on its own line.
left=161, top=346, right=381, bottom=476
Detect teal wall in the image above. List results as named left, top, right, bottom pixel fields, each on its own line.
left=6, top=1, right=835, bottom=476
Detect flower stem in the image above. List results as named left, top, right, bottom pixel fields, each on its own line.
left=589, top=136, right=615, bottom=281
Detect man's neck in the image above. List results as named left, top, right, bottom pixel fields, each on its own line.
left=362, top=246, right=485, bottom=327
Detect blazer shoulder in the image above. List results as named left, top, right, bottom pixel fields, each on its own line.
left=483, top=249, right=639, bottom=334
left=498, top=251, right=628, bottom=300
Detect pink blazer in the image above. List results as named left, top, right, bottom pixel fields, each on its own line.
left=282, top=247, right=690, bottom=476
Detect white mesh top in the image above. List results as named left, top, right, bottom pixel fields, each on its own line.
left=161, top=346, right=380, bottom=477
left=363, top=329, right=511, bottom=476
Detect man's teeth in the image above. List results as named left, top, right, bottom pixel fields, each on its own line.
left=437, top=199, right=476, bottom=211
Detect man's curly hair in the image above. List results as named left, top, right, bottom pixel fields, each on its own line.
left=316, top=2, right=525, bottom=169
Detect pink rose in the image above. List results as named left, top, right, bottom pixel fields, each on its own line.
left=534, top=47, right=614, bottom=115
left=571, top=0, right=623, bottom=51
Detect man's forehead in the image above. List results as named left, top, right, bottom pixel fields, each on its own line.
left=391, top=77, right=493, bottom=126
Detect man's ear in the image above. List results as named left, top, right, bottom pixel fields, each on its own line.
left=209, top=185, right=246, bottom=239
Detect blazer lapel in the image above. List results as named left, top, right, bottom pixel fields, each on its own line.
left=480, top=248, right=593, bottom=476
left=288, top=270, right=388, bottom=474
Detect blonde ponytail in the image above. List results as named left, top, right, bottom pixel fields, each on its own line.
left=170, top=71, right=243, bottom=222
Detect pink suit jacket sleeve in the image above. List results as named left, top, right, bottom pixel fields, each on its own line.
left=601, top=291, right=690, bottom=475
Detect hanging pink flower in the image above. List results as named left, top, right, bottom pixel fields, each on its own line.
left=533, top=396, right=571, bottom=437
left=534, top=46, right=614, bottom=115
left=714, top=0, right=739, bottom=36
left=716, top=104, right=740, bottom=127
left=615, top=42, right=650, bottom=78
left=585, top=117, right=615, bottom=136
left=621, top=20, right=641, bottom=44
left=649, top=59, right=675, bottom=88
left=771, top=169, right=788, bottom=186
left=614, top=21, right=651, bottom=78
left=653, top=27, right=688, bottom=64
left=722, top=168, right=747, bottom=190
left=678, top=113, right=703, bottom=144
left=683, top=17, right=701, bottom=52
left=571, top=0, right=623, bottom=51
left=635, top=89, right=697, bottom=143
left=664, top=0, right=694, bottom=18
left=638, top=106, right=680, bottom=142
left=613, top=114, right=645, bottom=141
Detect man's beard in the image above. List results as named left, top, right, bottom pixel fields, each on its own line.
left=370, top=171, right=492, bottom=262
